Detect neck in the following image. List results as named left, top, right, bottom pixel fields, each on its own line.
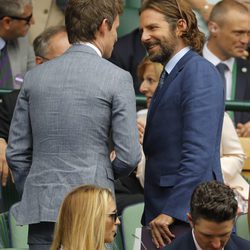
left=207, top=40, right=231, bottom=61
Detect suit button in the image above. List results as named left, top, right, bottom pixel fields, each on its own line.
left=145, top=155, right=149, bottom=160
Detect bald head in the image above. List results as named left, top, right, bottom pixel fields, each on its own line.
left=33, top=26, right=70, bottom=65
left=209, top=0, right=249, bottom=27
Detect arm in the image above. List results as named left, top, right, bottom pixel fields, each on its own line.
left=111, top=71, right=141, bottom=178
left=236, top=121, right=250, bottom=138
left=221, top=112, right=246, bottom=183
left=0, top=91, right=18, bottom=186
left=6, top=78, right=33, bottom=194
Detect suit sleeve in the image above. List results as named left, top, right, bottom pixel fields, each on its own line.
left=162, top=60, right=225, bottom=221
left=6, top=78, right=32, bottom=194
left=111, top=71, right=142, bottom=178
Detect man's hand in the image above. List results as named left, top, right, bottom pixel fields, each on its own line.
left=0, top=138, right=13, bottom=186
left=236, top=122, right=250, bottom=137
left=149, top=214, right=175, bottom=248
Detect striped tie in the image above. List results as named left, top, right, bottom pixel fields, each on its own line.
left=0, top=44, right=13, bottom=89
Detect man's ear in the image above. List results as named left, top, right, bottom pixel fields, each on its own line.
left=1, top=16, right=12, bottom=30
left=99, top=18, right=110, bottom=35
left=208, top=21, right=219, bottom=36
left=35, top=56, right=44, bottom=65
left=187, top=212, right=194, bottom=228
left=176, top=18, right=187, bottom=37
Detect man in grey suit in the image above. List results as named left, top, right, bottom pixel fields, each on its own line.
left=0, top=0, right=35, bottom=89
left=6, top=0, right=141, bottom=249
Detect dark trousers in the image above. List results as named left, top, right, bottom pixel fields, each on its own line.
left=28, top=222, right=55, bottom=250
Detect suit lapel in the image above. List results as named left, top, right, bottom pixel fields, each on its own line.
left=144, top=50, right=195, bottom=140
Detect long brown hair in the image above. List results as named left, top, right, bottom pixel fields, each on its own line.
left=140, top=0, right=205, bottom=54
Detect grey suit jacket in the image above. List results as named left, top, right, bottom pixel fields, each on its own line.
left=6, top=44, right=141, bottom=225
left=8, top=36, right=36, bottom=88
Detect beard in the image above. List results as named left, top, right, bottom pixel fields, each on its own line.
left=144, top=36, right=176, bottom=65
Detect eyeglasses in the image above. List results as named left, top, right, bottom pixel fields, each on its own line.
left=0, top=13, right=33, bottom=24
left=107, top=212, right=118, bottom=222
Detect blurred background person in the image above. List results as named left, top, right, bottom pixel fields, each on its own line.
left=0, top=25, right=70, bottom=213
left=28, top=0, right=67, bottom=43
left=0, top=0, right=35, bottom=90
left=203, top=0, right=250, bottom=136
left=51, top=185, right=120, bottom=250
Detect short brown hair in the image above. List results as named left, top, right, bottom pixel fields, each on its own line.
left=65, top=0, right=123, bottom=44
left=140, top=0, right=205, bottom=54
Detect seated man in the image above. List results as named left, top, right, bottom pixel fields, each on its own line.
left=165, top=181, right=250, bottom=250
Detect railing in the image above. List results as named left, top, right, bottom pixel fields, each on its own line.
left=1, top=89, right=250, bottom=112
left=136, top=95, right=250, bottom=111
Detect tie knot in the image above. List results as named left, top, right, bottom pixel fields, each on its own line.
left=216, top=63, right=229, bottom=74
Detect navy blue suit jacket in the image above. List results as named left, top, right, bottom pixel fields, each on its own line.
left=164, top=230, right=250, bottom=250
left=234, top=57, right=250, bottom=125
left=142, top=50, right=224, bottom=225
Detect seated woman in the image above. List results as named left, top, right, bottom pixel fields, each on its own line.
left=137, top=56, right=249, bottom=212
left=51, top=185, right=120, bottom=250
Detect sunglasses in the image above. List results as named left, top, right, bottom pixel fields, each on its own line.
left=108, top=212, right=118, bottom=222
left=0, top=13, right=33, bottom=24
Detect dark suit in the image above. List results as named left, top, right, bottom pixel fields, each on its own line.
left=142, top=50, right=224, bottom=225
left=234, top=57, right=250, bottom=125
left=109, top=28, right=146, bottom=95
left=164, top=230, right=250, bottom=250
left=0, top=90, right=19, bottom=141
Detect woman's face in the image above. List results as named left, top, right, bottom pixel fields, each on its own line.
left=104, top=198, right=120, bottom=243
left=139, top=64, right=160, bottom=108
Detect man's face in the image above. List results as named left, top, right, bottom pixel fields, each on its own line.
left=140, top=9, right=177, bottom=65
left=192, top=218, right=234, bottom=250
left=102, top=15, right=119, bottom=59
left=8, top=4, right=34, bottom=38
left=210, top=10, right=250, bottom=60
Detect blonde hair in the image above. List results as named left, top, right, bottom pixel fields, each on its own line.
left=137, top=56, right=163, bottom=82
left=51, top=185, right=114, bottom=250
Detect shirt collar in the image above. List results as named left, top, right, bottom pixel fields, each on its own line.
left=165, top=47, right=190, bottom=74
left=203, top=42, right=234, bottom=72
left=0, top=37, right=6, bottom=50
left=76, top=42, right=102, bottom=57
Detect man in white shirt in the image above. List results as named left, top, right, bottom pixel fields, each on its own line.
left=203, top=0, right=250, bottom=137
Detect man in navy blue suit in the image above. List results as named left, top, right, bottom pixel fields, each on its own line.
left=164, top=181, right=250, bottom=250
left=139, top=0, right=225, bottom=248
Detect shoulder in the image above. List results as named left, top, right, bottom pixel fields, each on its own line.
left=164, top=231, right=195, bottom=250
left=227, top=234, right=250, bottom=249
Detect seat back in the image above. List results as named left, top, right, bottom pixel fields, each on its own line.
left=8, top=205, right=28, bottom=248
left=0, top=212, right=10, bottom=248
left=121, top=202, right=144, bottom=250
left=236, top=213, right=250, bottom=241
left=240, top=137, right=250, bottom=169
left=113, top=222, right=123, bottom=250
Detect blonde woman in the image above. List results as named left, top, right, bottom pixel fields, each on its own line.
left=51, top=185, right=120, bottom=250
